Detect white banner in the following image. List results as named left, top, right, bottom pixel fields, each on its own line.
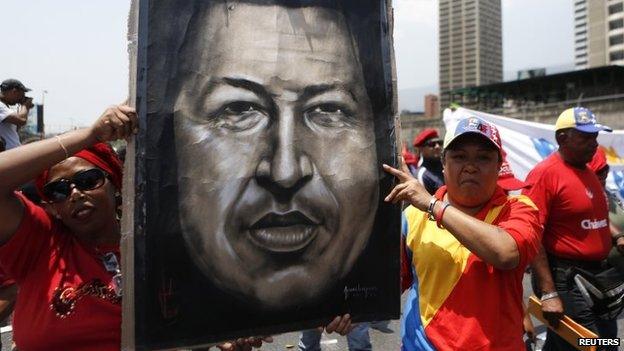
left=443, top=107, right=624, bottom=199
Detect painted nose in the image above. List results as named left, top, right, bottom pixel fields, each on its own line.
left=255, top=109, right=312, bottom=195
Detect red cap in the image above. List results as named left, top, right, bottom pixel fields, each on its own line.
left=587, top=147, right=608, bottom=173
left=497, top=149, right=528, bottom=191
left=413, top=128, right=439, bottom=147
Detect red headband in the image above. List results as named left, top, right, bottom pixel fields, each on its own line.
left=35, top=142, right=123, bottom=200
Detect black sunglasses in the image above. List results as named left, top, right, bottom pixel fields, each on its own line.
left=424, top=140, right=442, bottom=147
left=43, top=168, right=108, bottom=203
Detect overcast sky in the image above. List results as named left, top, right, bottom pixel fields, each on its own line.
left=1, top=0, right=574, bottom=132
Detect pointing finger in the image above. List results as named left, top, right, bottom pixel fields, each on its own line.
left=383, top=164, right=409, bottom=181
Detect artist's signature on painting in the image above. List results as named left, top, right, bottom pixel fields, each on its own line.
left=343, top=285, right=378, bottom=300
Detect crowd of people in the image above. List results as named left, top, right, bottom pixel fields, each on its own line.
left=0, top=72, right=623, bottom=351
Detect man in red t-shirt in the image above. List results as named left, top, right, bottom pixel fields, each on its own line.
left=523, top=107, right=616, bottom=351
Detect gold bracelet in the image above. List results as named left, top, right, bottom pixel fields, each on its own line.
left=55, top=135, right=69, bottom=159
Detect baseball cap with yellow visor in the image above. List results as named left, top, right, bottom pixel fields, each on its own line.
left=555, top=107, right=612, bottom=133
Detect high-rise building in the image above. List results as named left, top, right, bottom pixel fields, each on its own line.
left=439, top=0, right=503, bottom=109
left=424, top=94, right=440, bottom=118
left=574, top=0, right=624, bottom=70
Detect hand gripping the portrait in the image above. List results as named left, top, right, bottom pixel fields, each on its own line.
left=215, top=314, right=351, bottom=351
left=89, top=105, right=138, bottom=143
left=383, top=163, right=431, bottom=211
left=322, top=314, right=354, bottom=336
left=217, top=336, right=273, bottom=351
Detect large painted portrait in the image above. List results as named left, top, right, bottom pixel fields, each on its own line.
left=132, top=0, right=400, bottom=349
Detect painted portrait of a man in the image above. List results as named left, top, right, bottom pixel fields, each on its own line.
left=133, top=0, right=400, bottom=348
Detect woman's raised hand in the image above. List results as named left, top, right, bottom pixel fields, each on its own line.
left=383, top=162, right=432, bottom=211
left=89, top=105, right=138, bottom=142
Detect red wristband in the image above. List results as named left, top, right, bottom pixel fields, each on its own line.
left=436, top=201, right=450, bottom=228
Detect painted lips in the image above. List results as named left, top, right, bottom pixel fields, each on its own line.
left=248, top=211, right=319, bottom=253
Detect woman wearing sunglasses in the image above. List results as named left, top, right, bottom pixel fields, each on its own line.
left=0, top=105, right=136, bottom=351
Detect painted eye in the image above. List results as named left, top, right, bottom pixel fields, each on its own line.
left=305, top=104, right=352, bottom=128
left=223, top=101, right=259, bottom=114
left=215, top=101, right=268, bottom=131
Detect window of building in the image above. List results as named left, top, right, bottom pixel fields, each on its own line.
left=610, top=19, right=624, bottom=30
left=610, top=35, right=624, bottom=46
left=610, top=50, right=624, bottom=61
left=609, top=3, right=623, bottom=14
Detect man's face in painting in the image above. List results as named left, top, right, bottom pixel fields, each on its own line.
left=173, top=2, right=379, bottom=309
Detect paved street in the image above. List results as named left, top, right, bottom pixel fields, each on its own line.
left=1, top=274, right=622, bottom=351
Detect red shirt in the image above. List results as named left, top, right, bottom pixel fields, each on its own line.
left=0, top=193, right=121, bottom=351
left=0, top=266, right=15, bottom=288
left=523, top=152, right=611, bottom=260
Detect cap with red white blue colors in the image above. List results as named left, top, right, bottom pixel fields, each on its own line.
left=443, top=116, right=502, bottom=152
left=554, top=107, right=612, bottom=133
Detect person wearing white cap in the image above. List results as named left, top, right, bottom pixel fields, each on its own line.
left=0, top=79, right=33, bottom=150
left=384, top=116, right=541, bottom=350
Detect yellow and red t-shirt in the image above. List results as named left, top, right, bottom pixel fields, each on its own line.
left=401, top=186, right=541, bottom=351
left=523, top=152, right=611, bottom=260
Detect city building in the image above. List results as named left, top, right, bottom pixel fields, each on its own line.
left=447, top=65, right=624, bottom=129
left=400, top=111, right=430, bottom=148
left=439, top=0, right=503, bottom=109
left=575, top=0, right=624, bottom=69
left=424, top=94, right=440, bottom=118
left=517, top=68, right=546, bottom=80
